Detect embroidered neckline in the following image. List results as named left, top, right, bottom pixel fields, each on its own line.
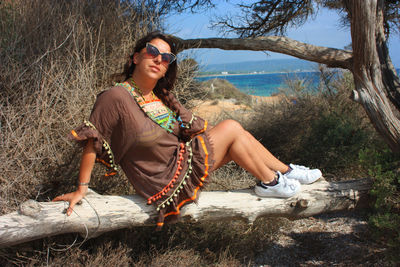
left=133, top=80, right=157, bottom=102
left=116, top=81, right=177, bottom=133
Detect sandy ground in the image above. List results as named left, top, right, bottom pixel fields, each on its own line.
left=253, top=211, right=386, bottom=266
left=190, top=95, right=284, bottom=120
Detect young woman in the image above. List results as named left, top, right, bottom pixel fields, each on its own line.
left=53, top=32, right=321, bottom=228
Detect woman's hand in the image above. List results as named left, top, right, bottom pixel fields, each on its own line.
left=52, top=189, right=87, bottom=216
left=53, top=138, right=95, bottom=216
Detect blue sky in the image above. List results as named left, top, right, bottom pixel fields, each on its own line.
left=165, top=1, right=400, bottom=67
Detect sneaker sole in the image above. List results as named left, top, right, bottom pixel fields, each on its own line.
left=286, top=172, right=323, bottom=185
left=254, top=185, right=299, bottom=198
left=301, top=174, right=322, bottom=184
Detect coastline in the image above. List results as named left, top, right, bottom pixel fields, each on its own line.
left=196, top=70, right=319, bottom=78
left=196, top=70, right=321, bottom=97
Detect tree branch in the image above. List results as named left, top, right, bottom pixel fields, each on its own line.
left=174, top=36, right=353, bottom=69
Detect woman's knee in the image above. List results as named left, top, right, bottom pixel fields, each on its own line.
left=216, top=119, right=244, bottom=132
left=244, top=130, right=254, bottom=139
left=209, top=119, right=246, bottom=147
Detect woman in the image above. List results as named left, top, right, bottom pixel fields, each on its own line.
left=53, top=32, right=321, bottom=228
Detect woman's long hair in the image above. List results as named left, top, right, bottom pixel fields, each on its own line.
left=123, top=31, right=180, bottom=114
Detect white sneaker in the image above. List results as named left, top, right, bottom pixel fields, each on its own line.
left=285, top=163, right=322, bottom=184
left=254, top=172, right=301, bottom=198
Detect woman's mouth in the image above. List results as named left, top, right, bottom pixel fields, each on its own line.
left=150, top=65, right=160, bottom=72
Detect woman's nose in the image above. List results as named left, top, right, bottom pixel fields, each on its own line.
left=154, top=54, right=162, bottom=63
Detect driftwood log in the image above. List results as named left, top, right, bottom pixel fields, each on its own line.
left=0, top=178, right=372, bottom=248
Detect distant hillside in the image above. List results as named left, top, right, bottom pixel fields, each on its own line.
left=200, top=58, right=318, bottom=74
left=199, top=78, right=252, bottom=105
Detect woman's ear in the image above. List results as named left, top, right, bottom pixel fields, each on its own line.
left=133, top=52, right=140, bottom=65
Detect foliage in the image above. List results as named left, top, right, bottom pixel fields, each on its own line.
left=214, top=0, right=314, bottom=37
left=383, top=0, right=400, bottom=35
left=212, top=0, right=400, bottom=39
left=359, top=148, right=400, bottom=261
left=131, top=0, right=215, bottom=15
left=299, top=112, right=370, bottom=174
left=174, top=58, right=205, bottom=106
left=246, top=68, right=376, bottom=178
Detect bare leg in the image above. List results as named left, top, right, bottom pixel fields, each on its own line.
left=244, top=131, right=290, bottom=173
left=208, top=119, right=289, bottom=183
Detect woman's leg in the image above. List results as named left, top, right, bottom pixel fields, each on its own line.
left=208, top=119, right=288, bottom=183
left=244, top=130, right=290, bottom=173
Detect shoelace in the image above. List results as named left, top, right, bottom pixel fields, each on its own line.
left=289, top=184, right=296, bottom=190
left=281, top=176, right=296, bottom=190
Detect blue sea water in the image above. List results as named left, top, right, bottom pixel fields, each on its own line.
left=196, top=72, right=321, bottom=96
left=196, top=69, right=400, bottom=97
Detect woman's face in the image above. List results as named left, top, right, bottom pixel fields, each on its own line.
left=133, top=38, right=172, bottom=81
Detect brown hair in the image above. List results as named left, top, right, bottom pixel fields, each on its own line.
left=123, top=31, right=181, bottom=114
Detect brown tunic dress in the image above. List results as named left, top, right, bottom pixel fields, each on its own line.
left=70, top=82, right=215, bottom=227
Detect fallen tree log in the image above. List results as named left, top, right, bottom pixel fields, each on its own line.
left=0, top=178, right=372, bottom=248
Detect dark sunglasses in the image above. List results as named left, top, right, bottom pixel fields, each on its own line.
left=146, top=43, right=176, bottom=64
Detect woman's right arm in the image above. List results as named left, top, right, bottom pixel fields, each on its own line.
left=52, top=138, right=96, bottom=216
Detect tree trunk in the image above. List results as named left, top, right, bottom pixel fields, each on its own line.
left=172, top=0, right=400, bottom=151
left=345, top=0, right=400, bottom=151
left=0, top=178, right=371, bottom=248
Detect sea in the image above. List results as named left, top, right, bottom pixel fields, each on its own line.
left=196, top=69, right=400, bottom=97
left=196, top=72, right=321, bottom=96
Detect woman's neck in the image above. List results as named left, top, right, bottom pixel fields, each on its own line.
left=131, top=72, right=157, bottom=96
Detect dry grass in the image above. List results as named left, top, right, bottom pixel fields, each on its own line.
left=207, top=161, right=255, bottom=191
left=134, top=248, right=242, bottom=267
left=0, top=217, right=286, bottom=266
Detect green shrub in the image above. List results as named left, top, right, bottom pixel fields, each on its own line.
left=246, top=69, right=376, bottom=179
left=200, top=78, right=252, bottom=106
left=359, top=148, right=400, bottom=261
left=299, top=112, right=371, bottom=175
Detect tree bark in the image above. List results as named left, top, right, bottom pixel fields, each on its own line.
left=344, top=0, right=400, bottom=151
left=172, top=0, right=400, bottom=151
left=174, top=36, right=353, bottom=69
left=0, top=178, right=371, bottom=248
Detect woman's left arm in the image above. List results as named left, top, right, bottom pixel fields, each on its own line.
left=52, top=138, right=96, bottom=216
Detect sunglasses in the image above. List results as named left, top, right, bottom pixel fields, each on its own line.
left=145, top=43, right=176, bottom=64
